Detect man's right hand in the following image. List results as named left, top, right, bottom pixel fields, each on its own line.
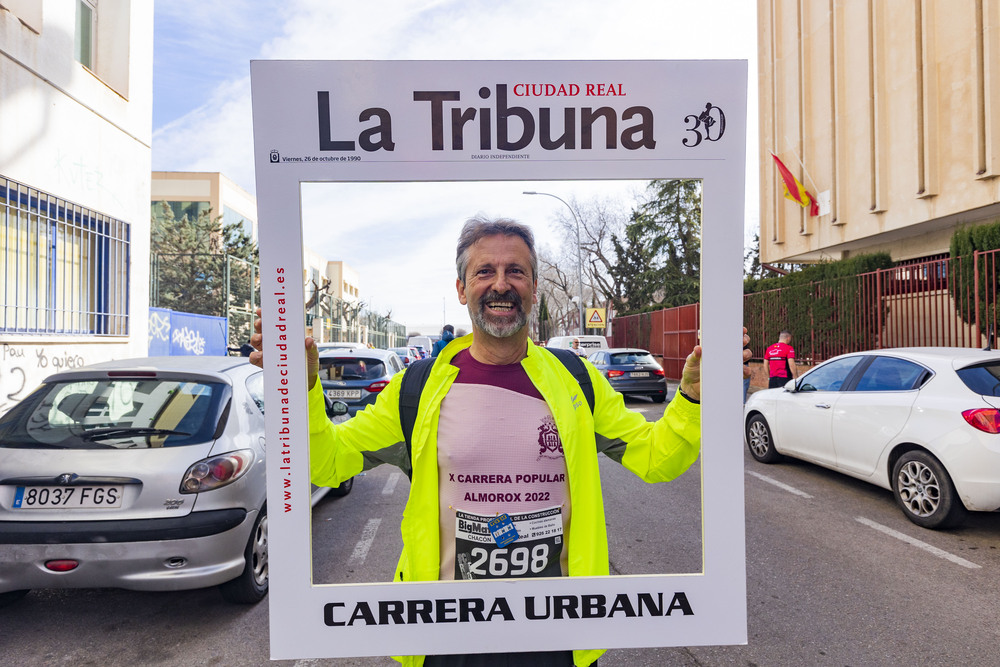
left=248, top=308, right=321, bottom=391
left=306, top=337, right=319, bottom=391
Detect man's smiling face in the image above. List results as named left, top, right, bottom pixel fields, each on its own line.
left=457, top=233, right=537, bottom=340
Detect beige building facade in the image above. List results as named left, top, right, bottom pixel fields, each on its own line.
left=302, top=249, right=364, bottom=343
left=759, top=0, right=1000, bottom=264
left=151, top=171, right=258, bottom=240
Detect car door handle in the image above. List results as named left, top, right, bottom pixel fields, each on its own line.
left=814, top=403, right=831, bottom=409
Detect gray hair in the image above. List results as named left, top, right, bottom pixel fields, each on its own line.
left=455, top=216, right=537, bottom=285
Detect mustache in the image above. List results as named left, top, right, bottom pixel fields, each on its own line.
left=478, top=289, right=523, bottom=309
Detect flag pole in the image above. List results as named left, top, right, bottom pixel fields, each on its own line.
left=779, top=139, right=819, bottom=193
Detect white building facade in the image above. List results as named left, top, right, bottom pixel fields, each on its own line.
left=0, top=0, right=153, bottom=414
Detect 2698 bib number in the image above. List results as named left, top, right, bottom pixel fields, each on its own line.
left=454, top=507, right=563, bottom=580
left=466, top=544, right=550, bottom=578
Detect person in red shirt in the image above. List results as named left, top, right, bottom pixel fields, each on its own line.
left=765, top=330, right=798, bottom=388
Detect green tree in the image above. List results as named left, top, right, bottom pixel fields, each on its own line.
left=609, top=213, right=661, bottom=312
left=610, top=179, right=701, bottom=313
left=150, top=203, right=259, bottom=344
left=949, top=219, right=1000, bottom=339
left=744, top=230, right=765, bottom=279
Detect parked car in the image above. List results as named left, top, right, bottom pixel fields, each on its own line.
left=407, top=336, right=434, bottom=358
left=587, top=348, right=667, bottom=402
left=388, top=346, right=419, bottom=366
left=316, top=341, right=368, bottom=352
left=0, top=356, right=337, bottom=608
left=317, top=348, right=404, bottom=416
left=547, top=335, right=609, bottom=351
left=744, top=347, right=1000, bottom=529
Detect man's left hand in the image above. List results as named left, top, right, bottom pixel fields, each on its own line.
left=679, top=345, right=701, bottom=402
left=679, top=328, right=752, bottom=402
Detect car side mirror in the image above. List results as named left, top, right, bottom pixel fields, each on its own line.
left=783, top=378, right=797, bottom=392
left=329, top=400, right=349, bottom=417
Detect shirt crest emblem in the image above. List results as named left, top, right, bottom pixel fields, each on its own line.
left=537, top=415, right=563, bottom=459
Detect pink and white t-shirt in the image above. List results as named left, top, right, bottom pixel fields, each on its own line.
left=436, top=349, right=570, bottom=581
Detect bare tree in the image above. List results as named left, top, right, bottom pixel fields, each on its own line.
left=537, top=248, right=579, bottom=336
left=540, top=194, right=633, bottom=334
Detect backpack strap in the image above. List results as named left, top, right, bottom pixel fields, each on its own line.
left=399, top=356, right=437, bottom=457
left=545, top=347, right=596, bottom=414
left=397, top=347, right=596, bottom=458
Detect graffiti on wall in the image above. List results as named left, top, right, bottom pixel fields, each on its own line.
left=149, top=309, right=171, bottom=348
left=147, top=308, right=227, bottom=356
left=171, top=326, right=207, bottom=355
left=0, top=343, right=101, bottom=415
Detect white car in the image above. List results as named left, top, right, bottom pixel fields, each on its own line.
left=316, top=342, right=368, bottom=352
left=546, top=335, right=609, bottom=351
left=744, top=347, right=1000, bottom=529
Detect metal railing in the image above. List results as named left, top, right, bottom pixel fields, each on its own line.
left=746, top=251, right=997, bottom=364
left=612, top=250, right=1000, bottom=376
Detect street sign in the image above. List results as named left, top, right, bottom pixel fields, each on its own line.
left=586, top=308, right=606, bottom=328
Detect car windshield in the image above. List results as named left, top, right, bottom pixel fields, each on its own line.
left=0, top=378, right=228, bottom=449
left=609, top=352, right=657, bottom=365
left=956, top=361, right=1000, bottom=396
left=318, top=357, right=387, bottom=381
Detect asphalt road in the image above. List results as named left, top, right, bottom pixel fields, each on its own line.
left=4, top=398, right=1000, bottom=666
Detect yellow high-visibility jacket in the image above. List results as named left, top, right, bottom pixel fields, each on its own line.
left=308, top=335, right=701, bottom=667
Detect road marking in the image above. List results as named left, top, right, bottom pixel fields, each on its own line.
left=349, top=518, right=382, bottom=564
left=747, top=470, right=813, bottom=498
left=383, top=471, right=401, bottom=495
left=855, top=516, right=981, bottom=569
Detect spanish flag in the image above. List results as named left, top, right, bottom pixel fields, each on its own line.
left=771, top=153, right=819, bottom=216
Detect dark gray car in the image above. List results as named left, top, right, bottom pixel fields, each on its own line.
left=587, top=348, right=667, bottom=402
left=317, top=348, right=404, bottom=416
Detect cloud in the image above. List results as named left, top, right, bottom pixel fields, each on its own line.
left=153, top=0, right=759, bottom=333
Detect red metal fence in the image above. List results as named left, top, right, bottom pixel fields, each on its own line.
left=612, top=250, right=1000, bottom=378
left=611, top=304, right=699, bottom=379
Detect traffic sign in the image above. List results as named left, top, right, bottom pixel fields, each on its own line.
left=586, top=308, right=606, bottom=328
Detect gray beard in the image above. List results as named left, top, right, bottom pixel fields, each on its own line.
left=469, top=303, right=527, bottom=338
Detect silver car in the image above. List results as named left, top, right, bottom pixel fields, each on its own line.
left=0, top=356, right=320, bottom=606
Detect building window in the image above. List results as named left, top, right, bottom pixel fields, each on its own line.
left=75, top=0, right=97, bottom=70
left=1, top=176, right=130, bottom=336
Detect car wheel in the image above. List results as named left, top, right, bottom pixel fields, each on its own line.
left=892, top=451, right=967, bottom=529
left=651, top=393, right=666, bottom=404
left=329, top=475, right=354, bottom=497
left=745, top=414, right=782, bottom=463
left=0, top=589, right=29, bottom=608
left=220, top=507, right=268, bottom=603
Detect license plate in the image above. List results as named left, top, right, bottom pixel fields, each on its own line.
left=630, top=371, right=650, bottom=378
left=13, top=485, right=124, bottom=509
left=326, top=389, right=361, bottom=399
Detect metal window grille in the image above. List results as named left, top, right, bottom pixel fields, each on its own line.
left=0, top=176, right=130, bottom=336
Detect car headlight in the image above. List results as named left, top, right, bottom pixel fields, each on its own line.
left=180, top=449, right=255, bottom=494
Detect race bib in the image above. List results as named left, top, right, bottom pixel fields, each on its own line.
left=454, top=507, right=563, bottom=580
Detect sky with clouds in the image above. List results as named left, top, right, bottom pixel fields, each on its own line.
left=152, top=0, right=759, bottom=334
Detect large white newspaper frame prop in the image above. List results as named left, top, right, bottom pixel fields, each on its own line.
left=251, top=60, right=747, bottom=659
